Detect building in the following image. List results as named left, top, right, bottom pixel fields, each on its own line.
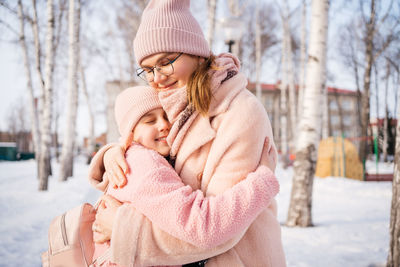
left=247, top=82, right=361, bottom=151
left=104, top=80, right=391, bottom=156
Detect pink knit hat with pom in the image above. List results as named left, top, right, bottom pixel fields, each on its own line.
left=133, top=0, right=210, bottom=65
left=114, top=86, right=161, bottom=141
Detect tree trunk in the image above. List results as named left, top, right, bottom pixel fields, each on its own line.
left=387, top=78, right=400, bottom=267
left=31, top=0, right=46, bottom=94
left=59, top=0, right=80, bottom=181
left=286, top=0, right=329, bottom=227
left=79, top=63, right=95, bottom=164
left=359, top=0, right=376, bottom=165
left=38, top=0, right=55, bottom=191
left=283, top=0, right=297, bottom=150
left=207, top=0, right=217, bottom=50
left=334, top=89, right=345, bottom=136
left=255, top=0, right=261, bottom=100
left=383, top=61, right=390, bottom=162
left=297, top=0, right=307, bottom=118
left=17, top=0, right=41, bottom=161
left=280, top=53, right=289, bottom=167
left=273, top=93, right=281, bottom=150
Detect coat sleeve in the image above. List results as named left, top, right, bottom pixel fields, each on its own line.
left=108, top=146, right=279, bottom=266
left=87, top=143, right=118, bottom=191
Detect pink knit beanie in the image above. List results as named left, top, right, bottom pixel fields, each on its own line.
left=133, top=0, right=210, bottom=65
left=114, top=86, right=161, bottom=140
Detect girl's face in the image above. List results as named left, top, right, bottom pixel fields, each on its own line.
left=132, top=108, right=171, bottom=156
left=141, top=52, right=203, bottom=91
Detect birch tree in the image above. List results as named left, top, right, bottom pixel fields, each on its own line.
left=387, top=74, right=400, bottom=267
left=115, top=0, right=147, bottom=80
left=297, top=0, right=307, bottom=117
left=382, top=59, right=391, bottom=162
left=80, top=63, right=95, bottom=164
left=37, top=0, right=55, bottom=190
left=59, top=0, right=80, bottom=181
left=281, top=0, right=297, bottom=148
left=280, top=42, right=289, bottom=167
left=359, top=0, right=399, bottom=164
left=17, top=0, right=40, bottom=161
left=207, top=0, right=217, bottom=49
left=255, top=0, right=261, bottom=100
left=286, top=0, right=329, bottom=227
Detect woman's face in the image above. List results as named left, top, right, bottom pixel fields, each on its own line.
left=140, top=52, right=203, bottom=91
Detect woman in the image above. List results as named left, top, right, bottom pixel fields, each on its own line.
left=88, top=0, right=286, bottom=266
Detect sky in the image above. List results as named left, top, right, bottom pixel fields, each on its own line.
left=0, top=157, right=394, bottom=266
left=0, top=0, right=397, bottom=142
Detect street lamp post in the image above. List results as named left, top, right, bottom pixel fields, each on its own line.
left=226, top=40, right=235, bottom=53
left=220, top=16, right=244, bottom=54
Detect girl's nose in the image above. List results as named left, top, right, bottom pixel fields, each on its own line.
left=158, top=118, right=170, bottom=132
left=153, top=69, right=167, bottom=83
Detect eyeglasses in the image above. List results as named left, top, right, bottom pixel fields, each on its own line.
left=136, top=53, right=183, bottom=83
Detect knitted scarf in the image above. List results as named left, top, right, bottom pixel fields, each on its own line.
left=158, top=53, right=240, bottom=164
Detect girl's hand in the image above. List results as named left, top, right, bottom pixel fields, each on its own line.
left=93, top=195, right=122, bottom=243
left=104, top=144, right=129, bottom=188
left=259, top=137, right=277, bottom=172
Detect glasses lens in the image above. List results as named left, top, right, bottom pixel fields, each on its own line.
left=137, top=68, right=153, bottom=82
left=156, top=62, right=174, bottom=76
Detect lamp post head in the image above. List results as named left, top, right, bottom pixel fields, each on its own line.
left=219, top=16, right=245, bottom=53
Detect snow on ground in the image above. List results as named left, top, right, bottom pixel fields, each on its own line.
left=0, top=157, right=394, bottom=267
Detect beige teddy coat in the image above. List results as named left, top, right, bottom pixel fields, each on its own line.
left=88, top=55, right=286, bottom=267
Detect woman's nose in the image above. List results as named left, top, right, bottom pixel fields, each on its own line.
left=153, top=69, right=167, bottom=83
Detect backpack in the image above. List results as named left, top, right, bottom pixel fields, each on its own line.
left=41, top=203, right=110, bottom=267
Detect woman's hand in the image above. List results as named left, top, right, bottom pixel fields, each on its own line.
left=93, top=195, right=123, bottom=243
left=259, top=137, right=277, bottom=172
left=104, top=145, right=129, bottom=188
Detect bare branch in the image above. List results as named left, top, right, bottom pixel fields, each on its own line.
left=0, top=18, right=18, bottom=36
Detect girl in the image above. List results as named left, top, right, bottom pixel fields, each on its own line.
left=92, top=86, right=279, bottom=266
left=89, top=0, right=286, bottom=266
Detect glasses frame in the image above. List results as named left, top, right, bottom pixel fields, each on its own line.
left=136, top=53, right=183, bottom=83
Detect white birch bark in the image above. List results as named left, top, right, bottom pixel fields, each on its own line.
left=79, top=63, right=95, bottom=164
left=280, top=37, right=289, bottom=167
left=31, top=0, right=46, bottom=93
left=59, top=0, right=80, bottom=181
left=273, top=93, right=281, bottom=149
left=360, top=0, right=376, bottom=163
left=297, top=0, right=307, bottom=119
left=207, top=0, right=217, bottom=49
left=17, top=0, right=40, bottom=161
left=38, top=0, right=55, bottom=190
left=255, top=0, right=262, bottom=100
left=383, top=61, right=390, bottom=162
left=387, top=75, right=400, bottom=267
left=279, top=3, right=289, bottom=167
left=282, top=0, right=297, bottom=149
left=286, top=0, right=329, bottom=227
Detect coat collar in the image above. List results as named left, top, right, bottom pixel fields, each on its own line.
left=208, top=72, right=248, bottom=117
left=174, top=72, right=248, bottom=172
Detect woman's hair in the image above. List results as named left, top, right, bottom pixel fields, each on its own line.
left=187, top=54, right=219, bottom=116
